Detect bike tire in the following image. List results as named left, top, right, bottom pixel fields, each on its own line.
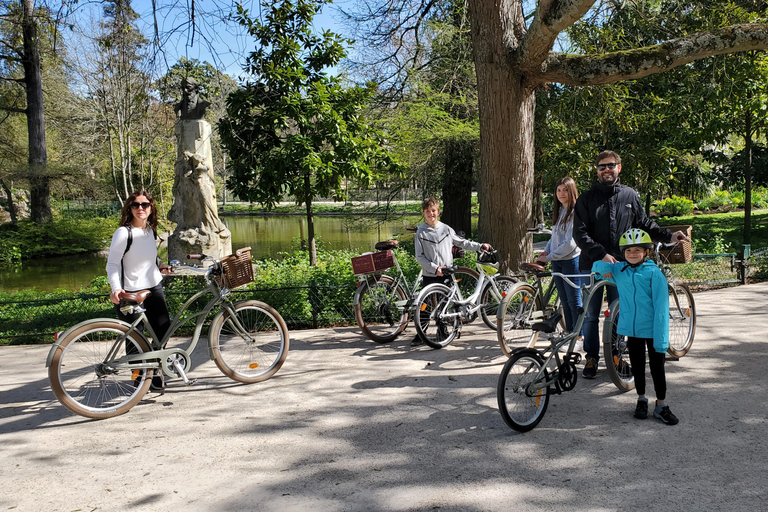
left=667, top=281, right=696, bottom=358
left=496, top=283, right=542, bottom=356
left=353, top=275, right=409, bottom=343
left=48, top=321, right=152, bottom=419
left=497, top=351, right=550, bottom=432
left=414, top=283, right=459, bottom=349
left=480, top=275, right=518, bottom=330
left=602, top=299, right=635, bottom=392
left=209, top=300, right=290, bottom=384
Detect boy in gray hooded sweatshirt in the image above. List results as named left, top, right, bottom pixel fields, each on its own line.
left=412, top=197, right=490, bottom=345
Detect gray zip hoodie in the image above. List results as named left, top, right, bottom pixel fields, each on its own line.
left=415, top=221, right=483, bottom=277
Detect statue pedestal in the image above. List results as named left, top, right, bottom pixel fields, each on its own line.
left=168, top=119, right=232, bottom=264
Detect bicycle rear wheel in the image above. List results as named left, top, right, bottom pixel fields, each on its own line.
left=497, top=351, right=550, bottom=432
left=48, top=321, right=152, bottom=419
left=602, top=299, right=635, bottom=392
left=480, top=275, right=518, bottom=330
left=496, top=283, right=542, bottom=356
left=209, top=300, right=290, bottom=384
left=667, top=281, right=696, bottom=358
left=354, top=275, right=409, bottom=343
left=414, top=283, right=459, bottom=349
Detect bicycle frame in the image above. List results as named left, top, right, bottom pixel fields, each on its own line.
left=522, top=273, right=610, bottom=394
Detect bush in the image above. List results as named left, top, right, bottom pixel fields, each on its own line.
left=0, top=217, right=116, bottom=262
left=654, top=195, right=694, bottom=217
left=697, top=190, right=733, bottom=212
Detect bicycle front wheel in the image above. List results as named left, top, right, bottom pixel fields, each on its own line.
left=480, top=275, right=518, bottom=330
left=602, top=299, right=635, bottom=392
left=668, top=281, right=696, bottom=358
left=353, top=275, right=409, bottom=343
left=414, top=283, right=459, bottom=349
left=497, top=352, right=550, bottom=432
left=496, top=283, right=542, bottom=356
left=48, top=321, right=152, bottom=419
left=209, top=300, right=290, bottom=384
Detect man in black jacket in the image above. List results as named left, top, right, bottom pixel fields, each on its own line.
left=573, top=150, right=687, bottom=378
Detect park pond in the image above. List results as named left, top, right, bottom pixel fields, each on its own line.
left=0, top=215, right=479, bottom=292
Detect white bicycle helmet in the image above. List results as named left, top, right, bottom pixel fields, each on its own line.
left=619, top=228, right=653, bottom=250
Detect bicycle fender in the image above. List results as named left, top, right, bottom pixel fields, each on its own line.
left=509, top=347, right=540, bottom=359
left=45, top=318, right=144, bottom=368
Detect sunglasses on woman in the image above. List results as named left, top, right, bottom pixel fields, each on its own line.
left=130, top=202, right=151, bottom=210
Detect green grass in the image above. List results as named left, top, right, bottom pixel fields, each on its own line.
left=656, top=209, right=768, bottom=254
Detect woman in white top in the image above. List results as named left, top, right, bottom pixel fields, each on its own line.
left=106, top=191, right=172, bottom=355
left=536, top=177, right=583, bottom=334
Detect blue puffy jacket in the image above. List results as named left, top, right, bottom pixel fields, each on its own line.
left=592, top=259, right=669, bottom=352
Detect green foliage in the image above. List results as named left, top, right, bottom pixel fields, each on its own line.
left=220, top=0, right=399, bottom=211
left=697, top=190, right=734, bottom=212
left=0, top=217, right=115, bottom=261
left=654, top=195, right=694, bottom=217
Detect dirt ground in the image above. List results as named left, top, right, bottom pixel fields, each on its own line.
left=1, top=282, right=767, bottom=512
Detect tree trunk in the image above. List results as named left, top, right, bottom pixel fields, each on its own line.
left=0, top=178, right=17, bottom=224
left=304, top=174, right=317, bottom=266
left=441, top=138, right=473, bottom=237
left=468, top=0, right=534, bottom=271
left=21, top=0, right=51, bottom=223
left=744, top=107, right=753, bottom=246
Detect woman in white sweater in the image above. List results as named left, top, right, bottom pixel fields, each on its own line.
left=106, top=191, right=172, bottom=363
left=536, top=177, right=583, bottom=335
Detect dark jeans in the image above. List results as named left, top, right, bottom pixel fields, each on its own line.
left=627, top=336, right=667, bottom=400
left=115, top=283, right=171, bottom=347
left=582, top=282, right=619, bottom=361
left=550, top=257, right=583, bottom=333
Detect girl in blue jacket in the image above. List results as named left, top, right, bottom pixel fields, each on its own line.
left=592, top=228, right=679, bottom=425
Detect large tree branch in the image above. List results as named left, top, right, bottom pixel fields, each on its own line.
left=537, top=23, right=768, bottom=86
left=519, top=0, right=595, bottom=68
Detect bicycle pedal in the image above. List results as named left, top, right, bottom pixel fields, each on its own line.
left=185, top=378, right=198, bottom=386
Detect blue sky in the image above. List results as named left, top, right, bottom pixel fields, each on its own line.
left=129, top=0, right=350, bottom=80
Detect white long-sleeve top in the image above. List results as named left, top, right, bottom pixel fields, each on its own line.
left=106, top=226, right=163, bottom=292
left=543, top=208, right=581, bottom=262
left=415, top=221, right=482, bottom=277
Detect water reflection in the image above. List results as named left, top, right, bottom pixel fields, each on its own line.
left=2, top=214, right=476, bottom=292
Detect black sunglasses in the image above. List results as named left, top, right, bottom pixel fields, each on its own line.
left=130, top=202, right=151, bottom=209
left=596, top=162, right=618, bottom=171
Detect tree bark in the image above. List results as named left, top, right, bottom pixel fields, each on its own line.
left=440, top=139, right=473, bottom=237
left=21, top=0, right=50, bottom=223
left=304, top=173, right=317, bottom=266
left=0, top=178, right=17, bottom=224
left=469, top=0, right=535, bottom=271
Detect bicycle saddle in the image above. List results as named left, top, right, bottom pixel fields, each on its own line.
left=531, top=312, right=562, bottom=333
left=375, top=240, right=399, bottom=251
left=520, top=262, right=545, bottom=273
left=121, top=290, right=152, bottom=304
left=442, top=265, right=458, bottom=276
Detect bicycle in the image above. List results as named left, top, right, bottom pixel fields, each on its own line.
left=352, top=238, right=479, bottom=343
left=496, top=261, right=566, bottom=356
left=497, top=271, right=607, bottom=432
left=46, top=247, right=290, bottom=419
left=603, top=240, right=696, bottom=391
left=412, top=248, right=518, bottom=349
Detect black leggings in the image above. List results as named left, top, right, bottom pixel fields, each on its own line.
left=627, top=336, right=667, bottom=400
left=115, top=283, right=171, bottom=346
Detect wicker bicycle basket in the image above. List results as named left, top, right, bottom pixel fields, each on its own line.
left=219, top=247, right=255, bottom=289
left=658, top=225, right=693, bottom=264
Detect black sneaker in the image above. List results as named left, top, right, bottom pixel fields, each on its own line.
left=634, top=399, right=648, bottom=419
left=582, top=358, right=598, bottom=379
left=654, top=404, right=679, bottom=425
left=411, top=335, right=424, bottom=346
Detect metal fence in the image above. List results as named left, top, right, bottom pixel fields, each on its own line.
left=1, top=250, right=765, bottom=344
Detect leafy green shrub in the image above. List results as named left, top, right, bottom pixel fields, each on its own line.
left=697, top=190, right=733, bottom=212
left=0, top=218, right=116, bottom=262
left=654, top=195, right=694, bottom=217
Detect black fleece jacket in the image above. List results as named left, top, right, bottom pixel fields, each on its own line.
left=573, top=179, right=672, bottom=272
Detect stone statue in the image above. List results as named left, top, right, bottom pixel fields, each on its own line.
left=173, top=77, right=211, bottom=120
left=168, top=78, right=231, bottom=263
